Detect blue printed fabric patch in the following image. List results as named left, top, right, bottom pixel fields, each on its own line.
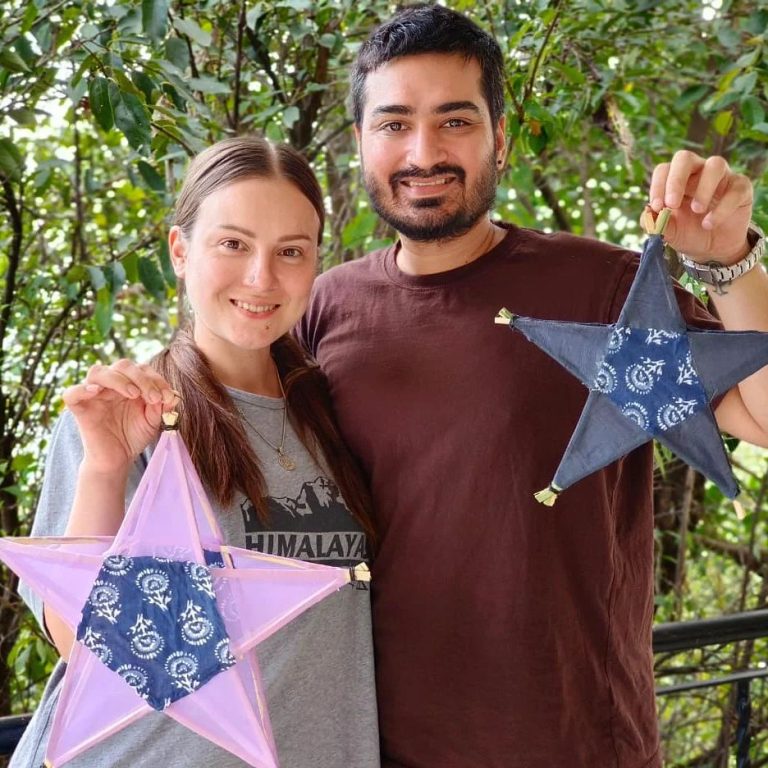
left=76, top=555, right=235, bottom=711
left=591, top=327, right=708, bottom=437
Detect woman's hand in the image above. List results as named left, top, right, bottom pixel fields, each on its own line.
left=62, top=360, right=178, bottom=475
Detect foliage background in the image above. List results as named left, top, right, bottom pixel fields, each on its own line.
left=1, top=0, right=768, bottom=764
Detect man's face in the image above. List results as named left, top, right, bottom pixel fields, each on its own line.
left=356, top=53, right=505, bottom=242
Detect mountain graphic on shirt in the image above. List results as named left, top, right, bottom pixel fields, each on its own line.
left=240, top=477, right=368, bottom=567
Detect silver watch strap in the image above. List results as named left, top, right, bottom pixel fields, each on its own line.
left=678, top=221, right=765, bottom=291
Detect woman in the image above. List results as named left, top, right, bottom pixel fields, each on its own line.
left=12, top=136, right=380, bottom=768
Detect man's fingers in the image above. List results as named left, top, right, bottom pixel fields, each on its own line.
left=700, top=177, right=753, bottom=231
left=689, top=155, right=730, bottom=214
left=662, top=150, right=706, bottom=209
left=649, top=162, right=670, bottom=212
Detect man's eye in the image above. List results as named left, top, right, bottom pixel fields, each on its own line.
left=446, top=118, right=468, bottom=128
left=383, top=122, right=404, bottom=132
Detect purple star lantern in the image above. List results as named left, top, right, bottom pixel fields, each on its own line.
left=495, top=227, right=768, bottom=505
left=0, top=416, right=368, bottom=767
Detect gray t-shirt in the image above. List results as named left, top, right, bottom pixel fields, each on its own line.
left=11, top=388, right=379, bottom=768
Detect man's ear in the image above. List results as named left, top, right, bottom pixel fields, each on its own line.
left=168, top=226, right=187, bottom=278
left=353, top=123, right=362, bottom=150
left=495, top=115, right=507, bottom=164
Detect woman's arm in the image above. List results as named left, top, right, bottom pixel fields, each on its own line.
left=42, top=361, right=177, bottom=660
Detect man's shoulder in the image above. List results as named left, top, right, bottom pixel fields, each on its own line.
left=315, top=247, right=389, bottom=292
left=509, top=223, right=638, bottom=270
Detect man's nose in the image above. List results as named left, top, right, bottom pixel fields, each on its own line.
left=406, top=127, right=448, bottom=171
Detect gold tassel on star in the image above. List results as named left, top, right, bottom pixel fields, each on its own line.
left=534, top=485, right=562, bottom=506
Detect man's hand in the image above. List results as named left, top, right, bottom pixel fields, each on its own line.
left=649, top=150, right=753, bottom=264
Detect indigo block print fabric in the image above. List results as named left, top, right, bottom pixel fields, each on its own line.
left=592, top=327, right=708, bottom=437
left=77, top=554, right=235, bottom=711
left=503, top=233, right=768, bottom=500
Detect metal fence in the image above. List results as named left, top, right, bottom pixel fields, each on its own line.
left=0, top=610, right=766, bottom=760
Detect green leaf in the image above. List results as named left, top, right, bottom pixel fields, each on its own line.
left=112, top=90, right=151, bottom=150
left=341, top=209, right=377, bottom=248
left=318, top=33, right=337, bottom=48
left=173, top=17, right=212, bottom=46
left=138, top=256, right=166, bottom=299
left=137, top=160, right=166, bottom=192
left=282, top=106, right=300, bottom=128
left=733, top=71, right=758, bottom=95
left=187, top=76, right=231, bottom=94
left=747, top=122, right=768, bottom=138
left=87, top=265, right=106, bottom=291
left=716, top=27, right=741, bottom=49
left=88, top=76, right=114, bottom=132
left=0, top=138, right=24, bottom=181
left=8, top=108, right=36, bottom=125
left=713, top=110, right=734, bottom=136
left=65, top=265, right=89, bottom=284
left=165, top=37, right=188, bottom=70
left=104, top=262, right=126, bottom=293
left=741, top=97, right=765, bottom=127
left=142, top=0, right=170, bottom=41
left=0, top=48, right=31, bottom=73
left=94, top=286, right=114, bottom=337
left=674, top=84, right=709, bottom=111
left=132, top=71, right=157, bottom=104
left=122, top=252, right=140, bottom=283
left=158, top=241, right=176, bottom=285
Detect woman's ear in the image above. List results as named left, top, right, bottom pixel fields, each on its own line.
left=168, top=225, right=188, bottom=278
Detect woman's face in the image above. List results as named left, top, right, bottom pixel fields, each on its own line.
left=169, top=176, right=321, bottom=363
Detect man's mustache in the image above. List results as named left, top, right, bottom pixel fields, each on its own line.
left=389, top=164, right=466, bottom=185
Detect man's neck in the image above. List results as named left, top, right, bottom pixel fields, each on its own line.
left=396, top=217, right=506, bottom=276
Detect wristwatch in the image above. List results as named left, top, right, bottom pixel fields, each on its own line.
left=678, top=221, right=765, bottom=291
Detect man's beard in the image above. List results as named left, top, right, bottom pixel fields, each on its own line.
left=363, top=152, right=498, bottom=242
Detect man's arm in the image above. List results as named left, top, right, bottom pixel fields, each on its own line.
left=650, top=150, right=768, bottom=446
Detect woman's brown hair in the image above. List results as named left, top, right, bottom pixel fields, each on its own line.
left=152, top=136, right=376, bottom=548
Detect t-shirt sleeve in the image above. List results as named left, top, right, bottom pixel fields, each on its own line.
left=296, top=278, right=327, bottom=358
left=19, top=409, right=145, bottom=636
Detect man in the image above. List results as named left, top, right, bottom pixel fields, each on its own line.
left=300, top=5, right=768, bottom=767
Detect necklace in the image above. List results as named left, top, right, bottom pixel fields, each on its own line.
left=239, top=369, right=296, bottom=471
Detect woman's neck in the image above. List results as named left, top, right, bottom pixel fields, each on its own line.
left=195, top=337, right=281, bottom=397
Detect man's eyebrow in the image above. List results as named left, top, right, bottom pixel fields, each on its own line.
left=370, top=104, right=413, bottom=118
left=434, top=101, right=481, bottom=114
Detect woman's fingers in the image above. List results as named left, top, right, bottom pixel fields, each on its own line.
left=81, top=361, right=176, bottom=406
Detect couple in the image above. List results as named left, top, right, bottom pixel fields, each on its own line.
left=14, top=6, right=768, bottom=768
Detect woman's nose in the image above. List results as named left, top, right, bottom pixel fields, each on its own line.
left=245, top=254, right=276, bottom=290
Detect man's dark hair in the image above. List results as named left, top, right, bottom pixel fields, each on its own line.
left=350, top=4, right=506, bottom=127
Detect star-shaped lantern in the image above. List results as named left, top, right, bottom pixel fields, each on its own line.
left=0, top=415, right=368, bottom=767
left=496, top=225, right=768, bottom=505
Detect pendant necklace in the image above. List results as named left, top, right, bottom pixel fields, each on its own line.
left=241, top=369, right=296, bottom=471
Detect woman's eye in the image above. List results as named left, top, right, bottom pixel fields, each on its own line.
left=280, top=247, right=302, bottom=259
left=221, top=239, right=242, bottom=250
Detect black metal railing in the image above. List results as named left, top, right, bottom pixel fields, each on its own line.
left=0, top=610, right=765, bottom=758
left=653, top=609, right=768, bottom=767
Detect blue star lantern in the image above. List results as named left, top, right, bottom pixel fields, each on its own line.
left=496, top=231, right=768, bottom=504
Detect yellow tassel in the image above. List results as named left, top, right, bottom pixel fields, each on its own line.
left=534, top=485, right=561, bottom=506
left=733, top=493, right=749, bottom=520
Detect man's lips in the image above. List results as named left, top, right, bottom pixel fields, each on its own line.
left=400, top=176, right=455, bottom=188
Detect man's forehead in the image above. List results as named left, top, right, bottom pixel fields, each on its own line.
left=362, top=53, right=486, bottom=116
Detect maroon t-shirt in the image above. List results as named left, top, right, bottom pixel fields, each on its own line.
left=299, top=224, right=718, bottom=768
